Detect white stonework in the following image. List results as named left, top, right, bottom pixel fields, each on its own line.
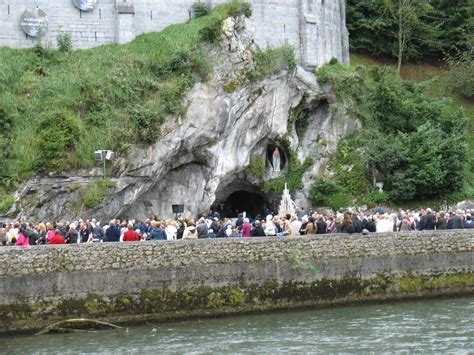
left=278, top=184, right=297, bottom=217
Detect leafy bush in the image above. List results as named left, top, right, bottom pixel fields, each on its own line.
left=247, top=155, right=266, bottom=178
left=247, top=44, right=297, bottom=81
left=35, top=110, right=84, bottom=171
left=198, top=0, right=252, bottom=43
left=316, top=61, right=354, bottom=85
left=0, top=194, right=15, bottom=213
left=198, top=17, right=223, bottom=44
left=360, top=190, right=390, bottom=206
left=294, top=109, right=310, bottom=139
left=73, top=179, right=116, bottom=210
left=446, top=49, right=474, bottom=98
left=129, top=107, right=164, bottom=143
left=33, top=41, right=51, bottom=60
left=218, top=0, right=252, bottom=18
left=312, top=61, right=469, bottom=205
left=192, top=2, right=211, bottom=18
left=315, top=61, right=366, bottom=101
left=310, top=177, right=340, bottom=205
left=57, top=31, right=73, bottom=52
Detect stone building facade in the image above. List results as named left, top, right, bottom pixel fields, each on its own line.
left=0, top=0, right=349, bottom=68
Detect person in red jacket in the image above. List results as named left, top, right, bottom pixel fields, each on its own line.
left=49, top=229, right=66, bottom=244
left=15, top=229, right=30, bottom=246
left=123, top=225, right=139, bottom=242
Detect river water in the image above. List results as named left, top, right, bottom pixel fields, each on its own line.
left=2, top=297, right=473, bottom=353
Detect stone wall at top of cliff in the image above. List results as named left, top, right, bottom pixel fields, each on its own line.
left=0, top=0, right=349, bottom=69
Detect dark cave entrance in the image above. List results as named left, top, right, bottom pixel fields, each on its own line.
left=213, top=190, right=268, bottom=219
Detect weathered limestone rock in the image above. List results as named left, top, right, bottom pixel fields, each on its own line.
left=7, top=15, right=356, bottom=222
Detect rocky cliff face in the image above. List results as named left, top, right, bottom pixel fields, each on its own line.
left=8, top=15, right=356, bottom=222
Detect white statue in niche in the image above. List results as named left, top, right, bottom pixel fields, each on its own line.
left=272, top=147, right=281, bottom=172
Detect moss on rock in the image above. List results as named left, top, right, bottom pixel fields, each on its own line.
left=2, top=271, right=472, bottom=335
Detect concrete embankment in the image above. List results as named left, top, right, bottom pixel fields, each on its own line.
left=0, top=230, right=472, bottom=334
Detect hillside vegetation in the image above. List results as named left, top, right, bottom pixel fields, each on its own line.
left=0, top=0, right=471, bottom=213
left=351, top=53, right=474, bottom=186
left=0, top=0, right=252, bottom=192
left=311, top=0, right=473, bottom=210
left=312, top=58, right=470, bottom=209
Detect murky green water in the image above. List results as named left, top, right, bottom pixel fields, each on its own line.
left=2, top=297, right=473, bottom=353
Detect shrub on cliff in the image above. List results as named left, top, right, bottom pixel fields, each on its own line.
left=192, top=2, right=211, bottom=18
left=218, top=0, right=252, bottom=18
left=72, top=179, right=117, bottom=211
left=198, top=0, right=252, bottom=44
left=57, top=31, right=73, bottom=53
left=35, top=110, right=84, bottom=172
left=247, top=155, right=266, bottom=178
left=247, top=44, right=297, bottom=81
left=0, top=195, right=15, bottom=214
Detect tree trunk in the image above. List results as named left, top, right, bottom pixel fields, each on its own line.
left=397, top=0, right=403, bottom=76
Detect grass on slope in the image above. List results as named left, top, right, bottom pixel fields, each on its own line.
left=0, top=1, right=251, bottom=191
left=350, top=52, right=474, bottom=203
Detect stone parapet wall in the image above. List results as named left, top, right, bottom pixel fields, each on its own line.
left=0, top=230, right=472, bottom=333
left=0, top=0, right=349, bottom=68
left=1, top=231, right=472, bottom=277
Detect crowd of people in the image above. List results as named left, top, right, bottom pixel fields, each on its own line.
left=1, top=207, right=473, bottom=246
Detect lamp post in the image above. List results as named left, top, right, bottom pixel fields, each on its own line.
left=95, top=150, right=114, bottom=179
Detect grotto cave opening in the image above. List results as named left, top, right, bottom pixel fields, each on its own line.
left=212, top=189, right=269, bottom=219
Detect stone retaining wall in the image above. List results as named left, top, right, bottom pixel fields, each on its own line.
left=0, top=230, right=472, bottom=333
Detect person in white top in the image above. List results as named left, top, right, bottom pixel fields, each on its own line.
left=165, top=220, right=177, bottom=240
left=182, top=222, right=197, bottom=239
left=290, top=215, right=302, bottom=236
left=376, top=213, right=394, bottom=233
left=264, top=215, right=276, bottom=236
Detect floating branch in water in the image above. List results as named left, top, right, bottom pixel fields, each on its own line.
left=35, top=318, right=122, bottom=336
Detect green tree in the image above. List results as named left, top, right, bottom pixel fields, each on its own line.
left=383, top=0, right=433, bottom=75
left=425, top=0, right=472, bottom=57
left=347, top=0, right=472, bottom=62
left=347, top=0, right=397, bottom=57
